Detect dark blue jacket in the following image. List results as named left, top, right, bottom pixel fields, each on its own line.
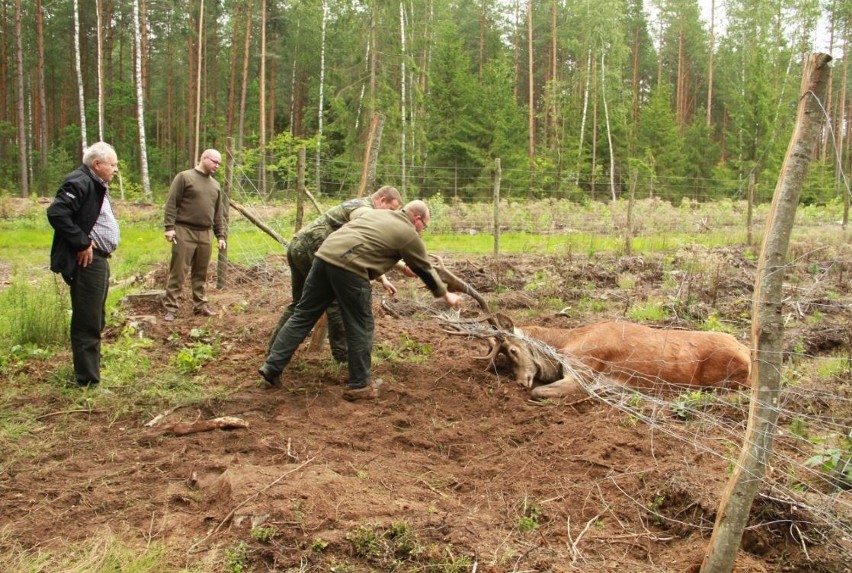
left=47, top=165, right=107, bottom=284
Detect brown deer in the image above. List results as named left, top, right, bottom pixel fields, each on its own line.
left=476, top=315, right=751, bottom=400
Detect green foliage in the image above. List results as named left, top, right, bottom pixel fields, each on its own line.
left=373, top=335, right=433, bottom=365
left=0, top=274, right=69, bottom=352
left=250, top=525, right=277, bottom=544
left=224, top=541, right=250, bottom=573
left=347, top=524, right=381, bottom=558
left=626, top=301, right=670, bottom=322
left=671, top=390, right=716, bottom=420
left=517, top=498, right=542, bottom=533
left=174, top=342, right=216, bottom=374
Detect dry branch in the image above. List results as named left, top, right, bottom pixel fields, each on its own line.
left=157, top=416, right=249, bottom=436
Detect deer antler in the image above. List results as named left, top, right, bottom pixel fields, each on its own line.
left=431, top=255, right=490, bottom=313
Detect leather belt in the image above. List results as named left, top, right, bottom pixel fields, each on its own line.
left=93, top=248, right=112, bottom=258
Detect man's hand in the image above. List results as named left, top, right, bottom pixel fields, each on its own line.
left=164, top=230, right=176, bottom=243
left=218, top=238, right=227, bottom=251
left=443, top=292, right=463, bottom=309
left=380, top=276, right=397, bottom=297
left=402, top=265, right=416, bottom=278
left=76, top=244, right=94, bottom=267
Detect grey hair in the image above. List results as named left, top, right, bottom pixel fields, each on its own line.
left=82, top=142, right=117, bottom=167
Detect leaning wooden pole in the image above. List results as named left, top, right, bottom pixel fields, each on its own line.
left=700, top=53, right=832, bottom=573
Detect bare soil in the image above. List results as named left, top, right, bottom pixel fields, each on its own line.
left=2, top=244, right=851, bottom=573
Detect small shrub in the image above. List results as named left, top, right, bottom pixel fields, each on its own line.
left=174, top=342, right=216, bottom=374
left=224, top=541, right=250, bottom=573
left=250, top=525, right=277, bottom=543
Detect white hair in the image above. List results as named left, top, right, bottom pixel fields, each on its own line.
left=82, top=142, right=117, bottom=167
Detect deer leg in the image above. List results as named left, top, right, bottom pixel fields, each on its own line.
left=531, top=377, right=585, bottom=400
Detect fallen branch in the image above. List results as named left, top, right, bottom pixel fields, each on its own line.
left=431, top=255, right=490, bottom=312
left=158, top=416, right=249, bottom=436
left=229, top=200, right=288, bottom=246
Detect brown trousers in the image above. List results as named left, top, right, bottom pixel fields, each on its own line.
left=162, top=225, right=213, bottom=313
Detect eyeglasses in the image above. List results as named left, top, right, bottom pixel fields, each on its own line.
left=205, top=157, right=221, bottom=166
left=417, top=216, right=429, bottom=230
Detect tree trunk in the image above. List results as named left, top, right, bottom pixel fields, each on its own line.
left=601, top=54, right=615, bottom=202
left=133, top=0, right=151, bottom=200
left=700, top=53, right=832, bottom=573
left=73, top=0, right=87, bottom=152
left=36, top=0, right=48, bottom=177
left=194, top=0, right=205, bottom=162
left=96, top=0, right=104, bottom=140
left=226, top=1, right=242, bottom=140
left=357, top=113, right=384, bottom=197
left=527, top=0, right=534, bottom=171
left=14, top=0, right=27, bottom=197
left=238, top=0, right=253, bottom=152
left=400, top=1, right=407, bottom=194
left=706, top=0, right=715, bottom=127
left=316, top=1, right=328, bottom=194
left=259, top=0, right=267, bottom=196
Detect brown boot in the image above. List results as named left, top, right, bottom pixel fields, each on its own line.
left=342, top=378, right=383, bottom=401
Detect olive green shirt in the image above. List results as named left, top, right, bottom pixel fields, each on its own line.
left=164, top=168, right=225, bottom=239
left=316, top=208, right=447, bottom=297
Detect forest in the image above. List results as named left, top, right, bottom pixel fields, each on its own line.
left=3, top=0, right=851, bottom=207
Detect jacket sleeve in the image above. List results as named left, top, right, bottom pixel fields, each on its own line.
left=46, top=180, right=91, bottom=253
left=399, top=236, right=448, bottom=298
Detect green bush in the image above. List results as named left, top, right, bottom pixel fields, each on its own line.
left=0, top=274, right=69, bottom=352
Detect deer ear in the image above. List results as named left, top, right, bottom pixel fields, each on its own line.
left=493, top=313, right=515, bottom=331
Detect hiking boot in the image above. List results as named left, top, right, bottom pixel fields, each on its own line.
left=342, top=378, right=383, bottom=402
left=258, top=366, right=281, bottom=387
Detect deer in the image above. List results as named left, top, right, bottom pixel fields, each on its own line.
left=431, top=257, right=751, bottom=400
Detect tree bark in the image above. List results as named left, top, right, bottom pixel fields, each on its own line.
left=133, top=0, right=151, bottom=199
left=700, top=53, right=832, bottom=573
left=527, top=0, right=534, bottom=171
left=238, top=0, right=253, bottom=152
left=73, top=0, right=87, bottom=153
left=35, top=0, right=48, bottom=177
left=14, top=0, right=27, bottom=197
left=316, top=1, right=328, bottom=194
left=96, top=0, right=104, bottom=140
left=194, top=0, right=205, bottom=162
left=259, top=0, right=267, bottom=196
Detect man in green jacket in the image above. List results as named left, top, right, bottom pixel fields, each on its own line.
left=268, top=185, right=402, bottom=362
left=162, top=149, right=226, bottom=321
left=259, top=200, right=462, bottom=401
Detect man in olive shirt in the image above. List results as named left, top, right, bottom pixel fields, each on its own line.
left=162, top=149, right=226, bottom=321
left=259, top=200, right=463, bottom=401
left=267, top=185, right=402, bottom=362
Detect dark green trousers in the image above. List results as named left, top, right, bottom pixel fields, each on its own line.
left=69, top=254, right=110, bottom=385
left=268, top=237, right=347, bottom=361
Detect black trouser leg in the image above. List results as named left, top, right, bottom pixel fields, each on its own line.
left=264, top=259, right=335, bottom=374
left=69, top=256, right=109, bottom=385
left=326, top=264, right=374, bottom=388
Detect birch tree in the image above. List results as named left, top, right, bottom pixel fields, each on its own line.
left=316, top=0, right=327, bottom=191
left=133, top=0, right=151, bottom=199
left=73, top=0, right=87, bottom=153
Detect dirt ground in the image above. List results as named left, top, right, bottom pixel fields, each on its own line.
left=2, top=244, right=851, bottom=572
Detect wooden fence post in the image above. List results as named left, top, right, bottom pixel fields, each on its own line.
left=700, top=53, right=832, bottom=573
left=493, top=158, right=501, bottom=258
left=216, top=137, right=234, bottom=289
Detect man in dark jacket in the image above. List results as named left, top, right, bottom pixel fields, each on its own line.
left=259, top=200, right=463, bottom=401
left=47, top=142, right=120, bottom=389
